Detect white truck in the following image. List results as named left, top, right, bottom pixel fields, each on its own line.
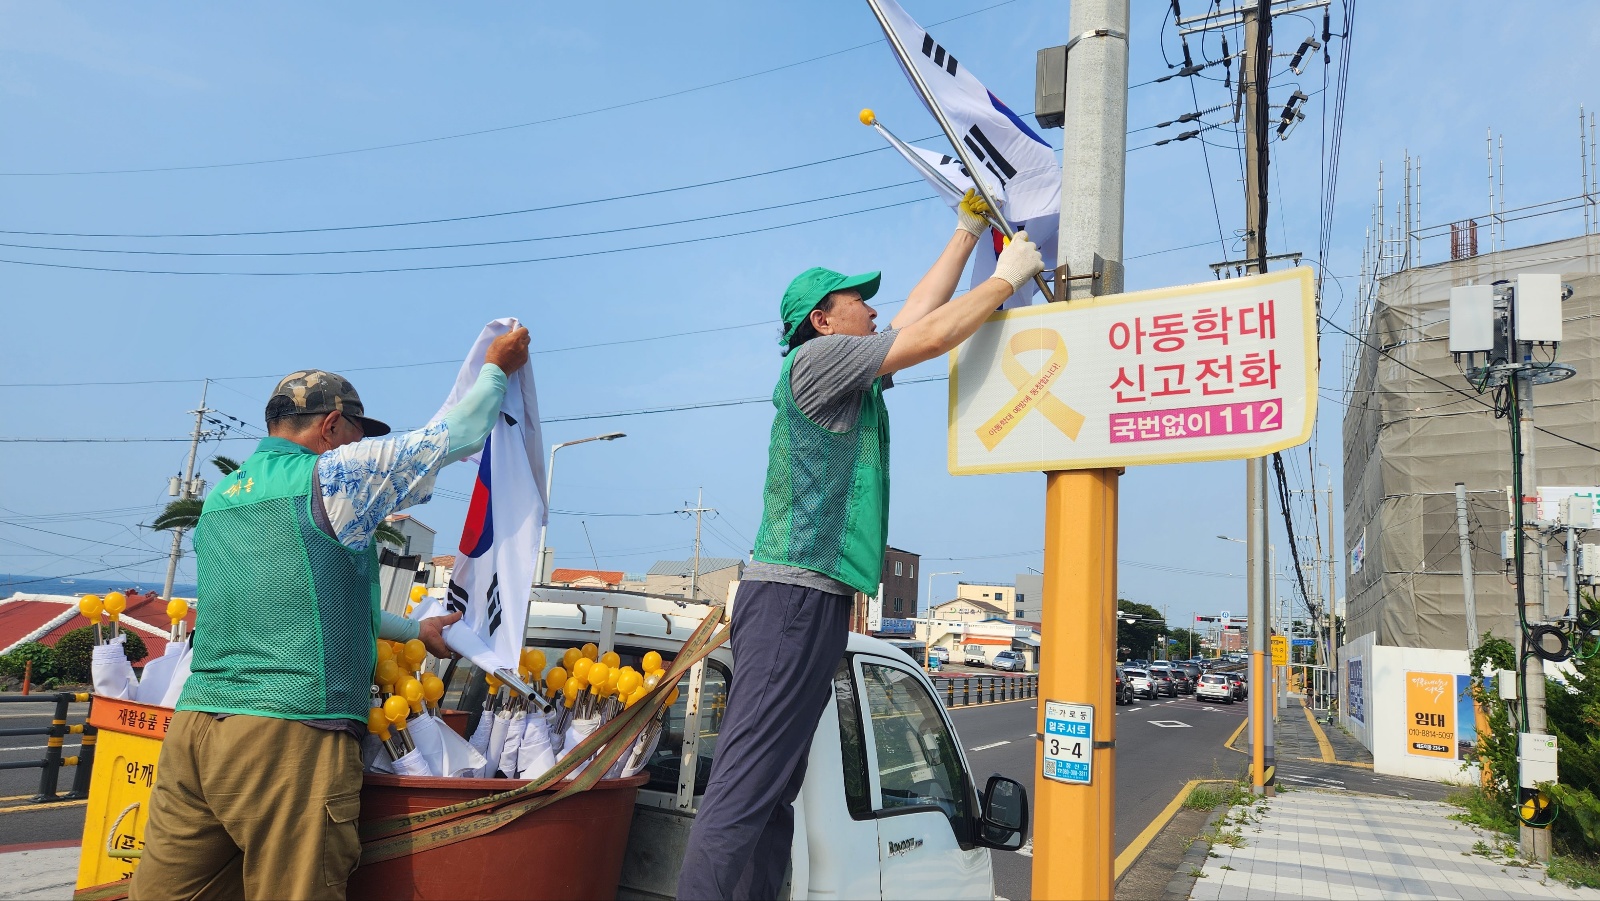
left=515, top=587, right=1030, bottom=900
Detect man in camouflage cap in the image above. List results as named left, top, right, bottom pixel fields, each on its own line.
left=263, top=369, right=393, bottom=437
left=132, top=329, right=530, bottom=901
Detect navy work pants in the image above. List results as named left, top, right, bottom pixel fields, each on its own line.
left=675, top=580, right=851, bottom=900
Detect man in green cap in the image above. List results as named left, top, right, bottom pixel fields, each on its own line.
left=678, top=193, right=1044, bottom=899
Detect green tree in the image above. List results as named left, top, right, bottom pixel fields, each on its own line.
left=54, top=626, right=149, bottom=683
left=1117, top=600, right=1165, bottom=661
left=1168, top=626, right=1206, bottom=659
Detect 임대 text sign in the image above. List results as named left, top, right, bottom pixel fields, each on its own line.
left=948, top=268, right=1316, bottom=474
left=1042, top=700, right=1093, bottom=784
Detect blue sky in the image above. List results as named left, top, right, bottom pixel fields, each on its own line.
left=3, top=2, right=1598, bottom=629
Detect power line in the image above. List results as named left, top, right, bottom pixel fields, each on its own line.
left=0, top=196, right=935, bottom=277
left=0, top=182, right=922, bottom=257
left=0, top=1, right=1020, bottom=179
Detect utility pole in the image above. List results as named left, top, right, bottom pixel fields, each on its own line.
left=1325, top=474, right=1337, bottom=671
left=1517, top=374, right=1551, bottom=861
left=1242, top=0, right=1275, bottom=796
left=1455, top=482, right=1480, bottom=650
left=162, top=381, right=211, bottom=601
left=1036, top=0, right=1128, bottom=897
left=682, top=489, right=715, bottom=602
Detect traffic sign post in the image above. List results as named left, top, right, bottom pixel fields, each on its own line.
left=1043, top=701, right=1095, bottom=784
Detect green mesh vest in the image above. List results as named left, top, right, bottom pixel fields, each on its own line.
left=753, top=350, right=890, bottom=595
left=178, top=437, right=379, bottom=724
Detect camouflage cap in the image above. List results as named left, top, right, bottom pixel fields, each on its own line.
left=264, top=370, right=391, bottom=437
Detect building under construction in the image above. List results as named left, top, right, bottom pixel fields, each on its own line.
left=1342, top=229, right=1600, bottom=649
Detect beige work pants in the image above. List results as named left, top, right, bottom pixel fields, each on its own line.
left=129, top=711, right=363, bottom=901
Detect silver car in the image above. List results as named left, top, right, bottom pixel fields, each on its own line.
left=1123, top=667, right=1157, bottom=699
left=991, top=650, right=1027, bottom=672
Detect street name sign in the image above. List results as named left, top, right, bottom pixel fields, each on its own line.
left=1042, top=700, right=1093, bottom=785
left=948, top=268, right=1316, bottom=474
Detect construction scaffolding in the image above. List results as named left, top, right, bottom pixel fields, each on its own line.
left=1341, top=233, right=1600, bottom=648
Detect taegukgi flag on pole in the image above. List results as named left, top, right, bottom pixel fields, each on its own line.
left=870, top=0, right=1060, bottom=305
left=875, top=131, right=1059, bottom=309
left=430, top=318, right=547, bottom=691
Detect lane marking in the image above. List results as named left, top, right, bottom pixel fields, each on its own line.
left=1113, top=778, right=1231, bottom=879
left=1224, top=717, right=1247, bottom=755
left=1015, top=838, right=1033, bottom=857
left=970, top=740, right=1010, bottom=752
left=1299, top=696, right=1336, bottom=763
left=1148, top=720, right=1192, bottom=728
left=0, top=799, right=86, bottom=816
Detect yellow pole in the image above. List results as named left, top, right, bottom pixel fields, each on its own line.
left=1034, top=469, right=1117, bottom=900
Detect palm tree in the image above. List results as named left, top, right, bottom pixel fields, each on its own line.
left=153, top=455, right=408, bottom=546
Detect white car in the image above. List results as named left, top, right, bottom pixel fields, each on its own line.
left=1196, top=673, right=1235, bottom=703
left=963, top=645, right=990, bottom=667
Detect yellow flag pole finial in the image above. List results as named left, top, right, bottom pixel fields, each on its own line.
left=859, top=108, right=877, bottom=126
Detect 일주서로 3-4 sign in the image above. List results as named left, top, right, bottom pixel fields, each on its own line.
left=948, top=268, right=1316, bottom=474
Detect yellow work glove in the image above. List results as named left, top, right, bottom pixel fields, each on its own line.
left=991, top=231, right=1045, bottom=292
left=956, top=188, right=994, bottom=238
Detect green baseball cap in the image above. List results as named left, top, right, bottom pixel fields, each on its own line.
left=779, top=266, right=882, bottom=347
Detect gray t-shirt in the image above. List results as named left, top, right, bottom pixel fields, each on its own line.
left=745, top=329, right=898, bottom=596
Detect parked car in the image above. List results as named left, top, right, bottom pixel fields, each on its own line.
left=963, top=644, right=990, bottom=667
left=1196, top=673, right=1234, bottom=703
left=1123, top=667, right=1157, bottom=699
left=928, top=646, right=950, bottom=665
left=1114, top=668, right=1134, bottom=705
left=991, top=650, right=1027, bottom=672
left=1146, top=665, right=1177, bottom=697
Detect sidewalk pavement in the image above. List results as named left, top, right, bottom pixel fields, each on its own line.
left=1189, top=789, right=1600, bottom=900
left=0, top=841, right=78, bottom=900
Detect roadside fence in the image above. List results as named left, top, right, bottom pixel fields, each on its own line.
left=1, top=692, right=96, bottom=802
left=930, top=673, right=1039, bottom=708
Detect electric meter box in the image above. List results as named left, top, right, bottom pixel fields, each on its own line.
left=1520, top=732, right=1559, bottom=787
left=1564, top=495, right=1596, bottom=528
left=1033, top=45, right=1067, bottom=130
left=1581, top=544, right=1600, bottom=579
left=1449, top=284, right=1496, bottom=352
left=1502, top=530, right=1516, bottom=561
left=1514, top=273, right=1563, bottom=343
left=1497, top=669, right=1518, bottom=701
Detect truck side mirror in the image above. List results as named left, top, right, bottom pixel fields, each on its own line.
left=977, top=774, right=1029, bottom=850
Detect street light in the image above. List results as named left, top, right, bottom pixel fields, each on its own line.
left=922, top=571, right=962, bottom=671
left=535, top=432, right=626, bottom=583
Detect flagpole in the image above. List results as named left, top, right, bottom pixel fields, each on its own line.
left=862, top=110, right=1003, bottom=230
left=863, top=0, right=1054, bottom=299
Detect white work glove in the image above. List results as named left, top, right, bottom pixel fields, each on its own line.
left=956, top=188, right=995, bottom=238
left=991, top=230, right=1045, bottom=293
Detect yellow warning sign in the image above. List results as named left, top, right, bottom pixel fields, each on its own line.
left=1270, top=635, right=1288, bottom=667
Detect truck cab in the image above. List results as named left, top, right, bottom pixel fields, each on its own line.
left=517, top=588, right=1028, bottom=900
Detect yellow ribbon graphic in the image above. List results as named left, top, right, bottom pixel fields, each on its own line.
left=975, top=328, right=1085, bottom=450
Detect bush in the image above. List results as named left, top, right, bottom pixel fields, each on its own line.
left=0, top=642, right=59, bottom=682
left=53, top=626, right=148, bottom=684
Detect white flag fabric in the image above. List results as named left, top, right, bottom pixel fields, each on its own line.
left=410, top=712, right=487, bottom=778
left=877, top=136, right=1059, bottom=308
left=91, top=638, right=138, bottom=700
left=431, top=318, right=546, bottom=692
left=514, top=714, right=557, bottom=779
left=134, top=641, right=188, bottom=705
left=871, top=0, right=1060, bottom=306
